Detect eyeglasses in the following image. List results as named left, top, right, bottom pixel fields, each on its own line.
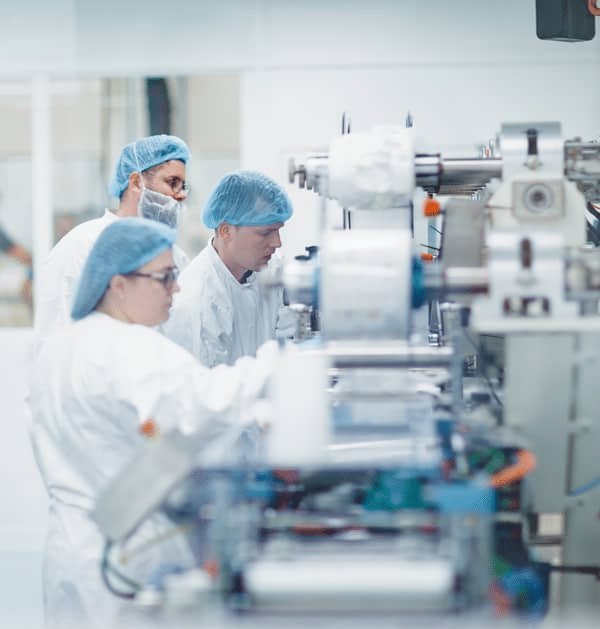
left=126, top=267, right=180, bottom=287
left=164, top=177, right=190, bottom=195
left=142, top=168, right=190, bottom=194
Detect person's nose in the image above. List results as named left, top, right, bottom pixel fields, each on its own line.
left=270, top=230, right=282, bottom=249
left=171, top=280, right=181, bottom=294
left=173, top=188, right=187, bottom=202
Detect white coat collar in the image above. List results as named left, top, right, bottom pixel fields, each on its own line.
left=207, top=238, right=258, bottom=288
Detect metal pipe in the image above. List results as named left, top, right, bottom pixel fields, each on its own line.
left=414, top=153, right=442, bottom=192
left=424, top=265, right=489, bottom=299
left=437, top=157, right=503, bottom=194
left=327, top=342, right=454, bottom=369
left=292, top=141, right=600, bottom=199
left=291, top=153, right=504, bottom=197
left=415, top=156, right=503, bottom=195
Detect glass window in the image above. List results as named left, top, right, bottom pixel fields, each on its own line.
left=0, top=74, right=241, bottom=328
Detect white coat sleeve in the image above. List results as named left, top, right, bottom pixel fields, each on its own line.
left=121, top=335, right=278, bottom=460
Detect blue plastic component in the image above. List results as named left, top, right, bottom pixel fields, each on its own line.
left=313, top=265, right=320, bottom=311
left=411, top=255, right=427, bottom=309
left=297, top=336, right=322, bottom=349
left=362, top=471, right=428, bottom=511
left=436, top=419, right=455, bottom=440
left=436, top=419, right=456, bottom=463
left=498, top=567, right=548, bottom=619
left=434, top=482, right=494, bottom=514
left=244, top=481, right=276, bottom=502
left=244, top=470, right=277, bottom=502
left=331, top=402, right=352, bottom=427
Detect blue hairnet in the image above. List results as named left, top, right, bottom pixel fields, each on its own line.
left=108, top=135, right=191, bottom=199
left=71, top=217, right=177, bottom=321
left=202, top=170, right=293, bottom=229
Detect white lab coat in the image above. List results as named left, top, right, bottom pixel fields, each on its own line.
left=34, top=210, right=189, bottom=353
left=162, top=241, right=285, bottom=368
left=29, top=312, right=276, bottom=629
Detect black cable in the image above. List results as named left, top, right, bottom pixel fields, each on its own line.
left=100, top=542, right=141, bottom=600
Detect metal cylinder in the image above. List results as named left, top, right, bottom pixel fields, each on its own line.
left=243, top=556, right=456, bottom=612
left=415, top=155, right=503, bottom=195
left=414, top=153, right=442, bottom=191
left=327, top=341, right=454, bottom=369
left=321, top=229, right=412, bottom=341
left=291, top=153, right=504, bottom=198
left=436, top=157, right=503, bottom=195
left=423, top=265, right=489, bottom=300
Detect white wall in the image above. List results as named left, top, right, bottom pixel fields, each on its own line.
left=240, top=3, right=600, bottom=257
left=0, top=1, right=594, bottom=77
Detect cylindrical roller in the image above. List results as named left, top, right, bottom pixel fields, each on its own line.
left=321, top=229, right=412, bottom=340
left=243, top=556, right=456, bottom=612
left=415, top=156, right=503, bottom=195
left=291, top=152, right=503, bottom=198
left=327, top=341, right=454, bottom=369
left=423, top=265, right=489, bottom=299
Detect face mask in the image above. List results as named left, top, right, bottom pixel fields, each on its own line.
left=137, top=185, right=185, bottom=229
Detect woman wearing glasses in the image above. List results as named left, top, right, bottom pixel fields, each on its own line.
left=29, top=217, right=276, bottom=629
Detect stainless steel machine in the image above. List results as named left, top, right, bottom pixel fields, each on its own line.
left=93, top=121, right=600, bottom=627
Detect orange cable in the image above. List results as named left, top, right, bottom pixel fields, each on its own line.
left=489, top=448, right=536, bottom=489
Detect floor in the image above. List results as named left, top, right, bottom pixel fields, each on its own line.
left=0, top=551, right=44, bottom=629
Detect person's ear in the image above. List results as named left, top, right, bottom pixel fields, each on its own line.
left=129, top=171, right=144, bottom=193
left=109, top=275, right=129, bottom=301
left=217, top=222, right=231, bottom=242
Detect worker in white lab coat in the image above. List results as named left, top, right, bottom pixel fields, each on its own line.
left=162, top=170, right=294, bottom=367
left=33, top=134, right=191, bottom=351
left=29, top=217, right=276, bottom=629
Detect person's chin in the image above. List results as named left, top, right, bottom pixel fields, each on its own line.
left=155, top=311, right=169, bottom=326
